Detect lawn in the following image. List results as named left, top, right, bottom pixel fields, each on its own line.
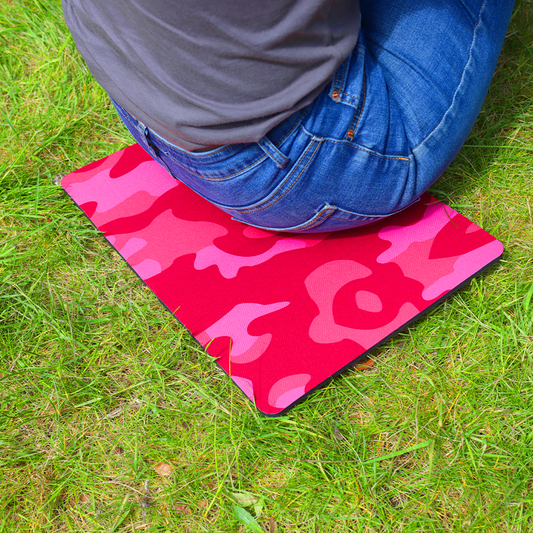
left=1, top=1, right=532, bottom=531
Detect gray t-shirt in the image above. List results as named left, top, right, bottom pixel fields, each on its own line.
left=63, top=0, right=360, bottom=150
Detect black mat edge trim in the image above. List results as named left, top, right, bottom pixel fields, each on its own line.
left=269, top=252, right=503, bottom=417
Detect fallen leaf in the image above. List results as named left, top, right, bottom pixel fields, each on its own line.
left=223, top=488, right=258, bottom=507
left=353, top=358, right=374, bottom=370
left=174, top=503, right=192, bottom=515
left=79, top=494, right=91, bottom=504
left=197, top=499, right=208, bottom=509
left=153, top=462, right=174, bottom=476
left=269, top=517, right=277, bottom=533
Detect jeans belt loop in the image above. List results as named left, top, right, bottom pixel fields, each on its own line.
left=137, top=123, right=174, bottom=175
left=329, top=52, right=352, bottom=103
left=257, top=136, right=290, bottom=169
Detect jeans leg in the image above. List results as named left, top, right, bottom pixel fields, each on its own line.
left=359, top=0, right=516, bottom=195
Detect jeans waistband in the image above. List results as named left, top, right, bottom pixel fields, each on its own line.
left=112, top=96, right=309, bottom=166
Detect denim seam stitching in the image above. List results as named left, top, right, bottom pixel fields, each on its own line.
left=331, top=54, right=350, bottom=98
left=412, top=0, right=487, bottom=152
left=338, top=51, right=365, bottom=103
left=329, top=196, right=421, bottom=219
left=292, top=208, right=334, bottom=231
left=325, top=139, right=408, bottom=161
left=345, top=69, right=367, bottom=139
left=162, top=151, right=268, bottom=181
left=233, top=207, right=332, bottom=232
left=353, top=69, right=367, bottom=134
left=329, top=213, right=380, bottom=220
left=300, top=128, right=409, bottom=161
left=236, top=140, right=322, bottom=214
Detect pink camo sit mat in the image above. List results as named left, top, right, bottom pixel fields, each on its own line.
left=62, top=144, right=503, bottom=416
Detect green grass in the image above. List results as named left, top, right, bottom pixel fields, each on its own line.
left=1, top=0, right=532, bottom=531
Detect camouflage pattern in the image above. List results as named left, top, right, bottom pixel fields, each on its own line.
left=62, top=144, right=503, bottom=415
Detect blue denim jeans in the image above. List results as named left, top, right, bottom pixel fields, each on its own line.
left=112, top=0, right=515, bottom=233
